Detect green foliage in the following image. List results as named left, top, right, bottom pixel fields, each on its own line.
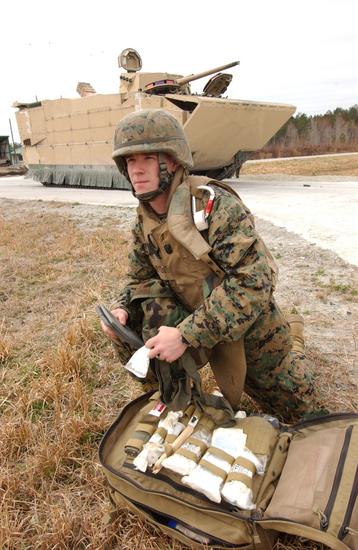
left=266, top=104, right=358, bottom=153
left=294, top=113, right=312, bottom=136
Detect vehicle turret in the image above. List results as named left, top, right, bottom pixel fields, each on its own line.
left=118, top=48, right=239, bottom=99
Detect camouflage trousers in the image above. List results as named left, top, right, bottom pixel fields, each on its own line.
left=113, top=282, right=317, bottom=421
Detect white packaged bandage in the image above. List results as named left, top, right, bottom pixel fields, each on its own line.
left=133, top=411, right=183, bottom=472
left=125, top=346, right=150, bottom=378
left=221, top=447, right=262, bottom=510
left=182, top=427, right=247, bottom=503
left=162, top=425, right=212, bottom=476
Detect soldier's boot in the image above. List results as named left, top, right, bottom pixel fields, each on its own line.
left=287, top=314, right=305, bottom=355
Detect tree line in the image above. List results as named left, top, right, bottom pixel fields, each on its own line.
left=256, top=105, right=358, bottom=158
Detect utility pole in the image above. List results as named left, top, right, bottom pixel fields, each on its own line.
left=9, top=118, right=18, bottom=165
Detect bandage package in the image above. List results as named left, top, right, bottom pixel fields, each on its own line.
left=182, top=427, right=247, bottom=503
left=162, top=415, right=215, bottom=476
left=221, top=447, right=262, bottom=510
left=124, top=400, right=167, bottom=458
left=133, top=410, right=184, bottom=472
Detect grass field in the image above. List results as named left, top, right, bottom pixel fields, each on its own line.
left=1, top=152, right=358, bottom=180
left=241, top=153, right=358, bottom=176
left=0, top=155, right=357, bottom=548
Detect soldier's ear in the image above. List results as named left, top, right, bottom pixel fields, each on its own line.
left=165, top=154, right=178, bottom=173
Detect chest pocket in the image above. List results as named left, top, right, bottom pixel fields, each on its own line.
left=146, top=224, right=217, bottom=311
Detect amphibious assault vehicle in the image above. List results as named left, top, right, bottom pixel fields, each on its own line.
left=14, top=48, right=295, bottom=189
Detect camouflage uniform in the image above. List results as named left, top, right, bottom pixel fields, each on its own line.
left=110, top=108, right=316, bottom=421
left=112, top=182, right=315, bottom=420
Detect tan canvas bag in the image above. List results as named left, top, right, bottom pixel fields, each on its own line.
left=99, top=391, right=358, bottom=549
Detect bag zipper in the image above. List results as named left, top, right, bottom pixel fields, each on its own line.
left=290, top=412, right=358, bottom=433
left=123, top=461, right=246, bottom=516
left=110, top=457, right=249, bottom=519
left=321, top=425, right=353, bottom=531
left=337, top=464, right=358, bottom=540
left=109, top=480, right=246, bottom=547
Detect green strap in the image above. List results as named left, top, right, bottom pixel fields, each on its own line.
left=197, top=415, right=216, bottom=432
left=154, top=351, right=235, bottom=427
left=155, top=427, right=167, bottom=440
left=164, top=433, right=177, bottom=445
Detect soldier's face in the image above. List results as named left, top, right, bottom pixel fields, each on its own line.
left=126, top=153, right=177, bottom=195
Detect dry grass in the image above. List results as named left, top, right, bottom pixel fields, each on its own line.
left=0, top=200, right=356, bottom=549
left=241, top=153, right=358, bottom=176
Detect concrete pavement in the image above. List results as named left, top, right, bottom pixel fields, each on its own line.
left=1, top=175, right=357, bottom=266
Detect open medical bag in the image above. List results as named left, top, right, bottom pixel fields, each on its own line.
left=99, top=391, right=358, bottom=549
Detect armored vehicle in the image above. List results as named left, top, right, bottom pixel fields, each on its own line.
left=14, top=48, right=295, bottom=189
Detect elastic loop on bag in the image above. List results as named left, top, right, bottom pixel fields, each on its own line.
left=199, top=459, right=228, bottom=480
left=176, top=448, right=200, bottom=462
left=186, top=437, right=208, bottom=454
left=207, top=446, right=235, bottom=465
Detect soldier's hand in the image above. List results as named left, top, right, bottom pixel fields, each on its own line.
left=100, top=307, right=129, bottom=341
left=111, top=308, right=128, bottom=325
left=146, top=326, right=188, bottom=363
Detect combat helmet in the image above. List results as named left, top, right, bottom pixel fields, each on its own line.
left=112, top=109, right=193, bottom=201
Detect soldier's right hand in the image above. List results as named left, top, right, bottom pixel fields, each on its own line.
left=100, top=307, right=129, bottom=341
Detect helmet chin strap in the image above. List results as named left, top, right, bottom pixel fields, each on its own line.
left=135, top=153, right=175, bottom=202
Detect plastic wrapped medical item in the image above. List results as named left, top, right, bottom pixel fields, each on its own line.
left=235, top=415, right=280, bottom=475
left=162, top=404, right=196, bottom=452
left=162, top=414, right=215, bottom=476
left=221, top=447, right=262, bottom=510
left=125, top=399, right=166, bottom=457
left=152, top=408, right=201, bottom=473
left=182, top=427, right=247, bottom=503
left=133, top=410, right=183, bottom=472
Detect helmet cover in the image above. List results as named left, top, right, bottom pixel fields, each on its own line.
left=112, top=109, right=193, bottom=174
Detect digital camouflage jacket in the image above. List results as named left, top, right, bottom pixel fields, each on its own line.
left=113, top=176, right=285, bottom=356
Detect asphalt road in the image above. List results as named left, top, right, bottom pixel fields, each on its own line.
left=1, top=175, right=357, bottom=266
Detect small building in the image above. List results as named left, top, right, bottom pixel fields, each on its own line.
left=0, top=136, right=23, bottom=165
left=0, top=136, right=11, bottom=164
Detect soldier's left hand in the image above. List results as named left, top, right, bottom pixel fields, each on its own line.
left=146, top=326, right=188, bottom=362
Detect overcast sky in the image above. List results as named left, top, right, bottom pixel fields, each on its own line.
left=1, top=0, right=357, bottom=141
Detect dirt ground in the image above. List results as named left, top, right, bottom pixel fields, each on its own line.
left=1, top=193, right=357, bottom=548
left=0, top=163, right=27, bottom=177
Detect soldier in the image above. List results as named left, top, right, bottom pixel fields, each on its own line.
left=101, top=108, right=319, bottom=421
